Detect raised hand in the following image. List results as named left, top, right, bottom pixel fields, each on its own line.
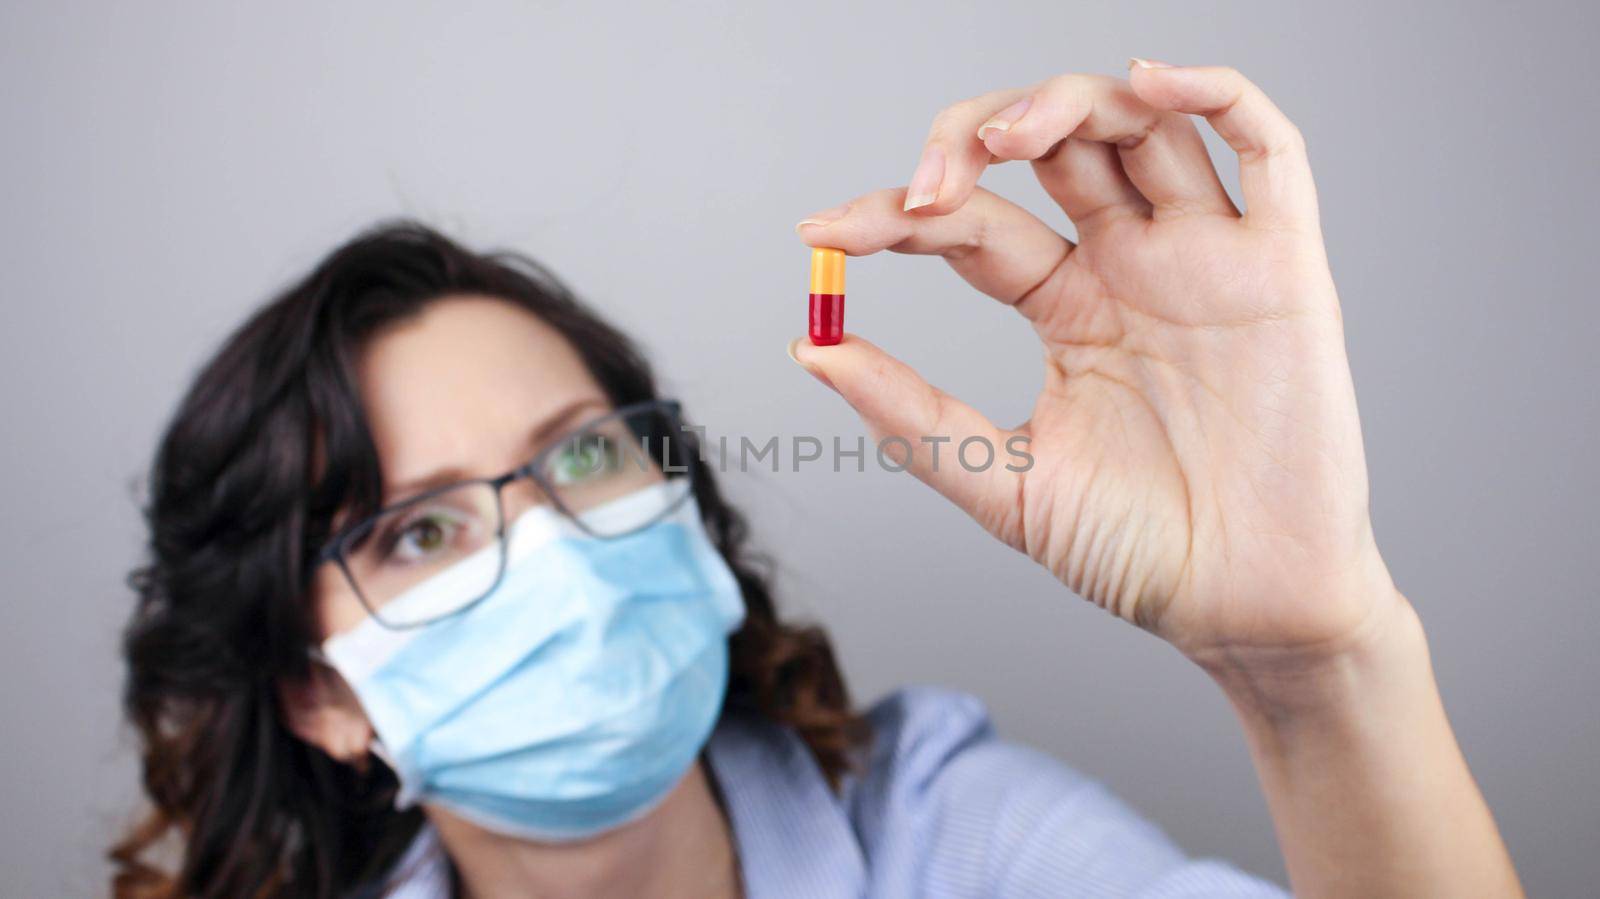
left=792, top=63, right=1401, bottom=668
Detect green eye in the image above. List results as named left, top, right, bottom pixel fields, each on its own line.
left=548, top=434, right=619, bottom=486
left=382, top=510, right=464, bottom=564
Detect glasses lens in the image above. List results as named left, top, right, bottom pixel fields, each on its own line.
left=338, top=480, right=504, bottom=627
left=538, top=404, right=694, bottom=538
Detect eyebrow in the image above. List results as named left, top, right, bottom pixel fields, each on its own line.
left=381, top=396, right=612, bottom=505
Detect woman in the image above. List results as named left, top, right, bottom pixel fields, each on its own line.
left=113, top=63, right=1522, bottom=897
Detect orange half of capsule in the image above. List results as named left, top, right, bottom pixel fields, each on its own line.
left=808, top=247, right=845, bottom=346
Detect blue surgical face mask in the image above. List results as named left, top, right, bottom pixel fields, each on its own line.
left=318, top=482, right=746, bottom=841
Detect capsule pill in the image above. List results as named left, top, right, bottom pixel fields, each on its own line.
left=808, top=247, right=845, bottom=346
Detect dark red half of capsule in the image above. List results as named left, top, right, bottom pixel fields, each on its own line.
left=809, top=292, right=844, bottom=346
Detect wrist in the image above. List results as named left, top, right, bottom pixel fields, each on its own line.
left=1196, top=589, right=1524, bottom=898
left=1196, top=587, right=1431, bottom=728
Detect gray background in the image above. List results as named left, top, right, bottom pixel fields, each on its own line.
left=2, top=1, right=1596, bottom=894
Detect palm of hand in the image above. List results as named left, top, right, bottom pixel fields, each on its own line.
left=1011, top=214, right=1384, bottom=655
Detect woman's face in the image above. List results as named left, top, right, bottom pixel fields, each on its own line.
left=310, top=294, right=613, bottom=641
left=285, top=295, right=614, bottom=763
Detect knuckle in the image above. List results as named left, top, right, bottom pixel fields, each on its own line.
left=868, top=186, right=907, bottom=210
left=1262, top=122, right=1306, bottom=160
left=1282, top=122, right=1306, bottom=152
left=1040, top=72, right=1096, bottom=104
left=933, top=95, right=987, bottom=129
left=1040, top=72, right=1082, bottom=92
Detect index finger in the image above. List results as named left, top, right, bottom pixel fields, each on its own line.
left=796, top=186, right=1073, bottom=317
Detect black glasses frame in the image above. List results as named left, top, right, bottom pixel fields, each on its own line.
left=315, top=398, right=695, bottom=629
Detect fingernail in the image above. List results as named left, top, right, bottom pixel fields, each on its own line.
left=903, top=145, right=945, bottom=211
left=1128, top=57, right=1173, bottom=70
left=795, top=203, right=851, bottom=233
left=786, top=337, right=837, bottom=391
left=977, top=97, right=1033, bottom=140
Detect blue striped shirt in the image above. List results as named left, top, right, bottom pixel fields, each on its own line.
left=374, top=686, right=1286, bottom=897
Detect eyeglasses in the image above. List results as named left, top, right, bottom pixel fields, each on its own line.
left=317, top=399, right=696, bottom=629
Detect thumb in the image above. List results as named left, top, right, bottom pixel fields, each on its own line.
left=788, top=333, right=1025, bottom=542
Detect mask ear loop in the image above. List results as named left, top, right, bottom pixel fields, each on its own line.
left=303, top=646, right=420, bottom=809
left=367, top=739, right=417, bottom=808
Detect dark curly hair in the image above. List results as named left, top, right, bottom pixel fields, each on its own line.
left=111, top=221, right=867, bottom=898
